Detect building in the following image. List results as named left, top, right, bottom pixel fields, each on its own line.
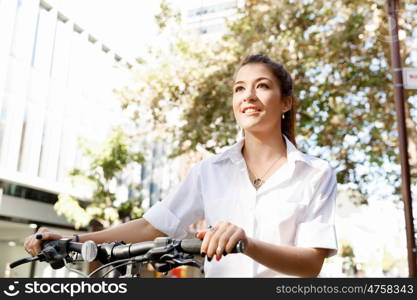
left=181, top=0, right=239, bottom=37
left=0, top=0, right=132, bottom=277
left=163, top=0, right=241, bottom=39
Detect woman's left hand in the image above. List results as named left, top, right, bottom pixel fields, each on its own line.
left=196, top=221, right=248, bottom=261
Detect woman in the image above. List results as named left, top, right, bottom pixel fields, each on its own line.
left=24, top=54, right=337, bottom=277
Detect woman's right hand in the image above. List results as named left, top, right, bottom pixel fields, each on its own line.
left=23, top=227, right=63, bottom=257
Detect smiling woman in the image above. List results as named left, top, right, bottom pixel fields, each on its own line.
left=233, top=55, right=297, bottom=148
left=24, top=54, right=338, bottom=278
left=232, top=55, right=296, bottom=189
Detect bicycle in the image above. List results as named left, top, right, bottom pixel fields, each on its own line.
left=10, top=237, right=244, bottom=278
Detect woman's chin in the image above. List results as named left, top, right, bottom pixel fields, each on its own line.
left=241, top=124, right=279, bottom=136
left=241, top=126, right=265, bottom=135
left=239, top=121, right=262, bottom=130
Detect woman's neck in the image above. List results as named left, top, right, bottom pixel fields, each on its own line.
left=242, top=130, right=287, bottom=164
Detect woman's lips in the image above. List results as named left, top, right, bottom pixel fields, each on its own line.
left=242, top=110, right=261, bottom=116
left=241, top=105, right=261, bottom=113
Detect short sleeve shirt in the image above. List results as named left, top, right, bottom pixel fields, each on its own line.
left=143, top=135, right=338, bottom=277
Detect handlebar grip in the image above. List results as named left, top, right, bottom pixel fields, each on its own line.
left=67, top=242, right=82, bottom=253
left=40, top=239, right=83, bottom=254
left=179, top=239, right=244, bottom=254
left=121, top=241, right=155, bottom=258
left=179, top=239, right=202, bottom=254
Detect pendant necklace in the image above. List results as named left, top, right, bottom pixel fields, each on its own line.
left=247, top=155, right=282, bottom=189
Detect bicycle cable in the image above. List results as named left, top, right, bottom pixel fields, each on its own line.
left=101, top=261, right=142, bottom=278
left=87, top=257, right=144, bottom=278
left=63, top=258, right=88, bottom=278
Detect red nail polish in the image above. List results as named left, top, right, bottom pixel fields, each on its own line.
left=216, top=255, right=221, bottom=261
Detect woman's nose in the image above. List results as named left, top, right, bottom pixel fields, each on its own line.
left=243, top=87, right=256, bottom=101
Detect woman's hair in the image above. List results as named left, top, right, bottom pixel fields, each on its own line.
left=239, top=54, right=297, bottom=148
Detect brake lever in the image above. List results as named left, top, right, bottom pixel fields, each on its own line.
left=171, top=257, right=202, bottom=270
left=10, top=256, right=41, bottom=269
left=155, top=253, right=203, bottom=274
left=144, top=244, right=175, bottom=260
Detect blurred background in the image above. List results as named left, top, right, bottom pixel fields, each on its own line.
left=0, top=0, right=416, bottom=278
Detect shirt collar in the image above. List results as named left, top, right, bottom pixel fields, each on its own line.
left=211, top=134, right=313, bottom=168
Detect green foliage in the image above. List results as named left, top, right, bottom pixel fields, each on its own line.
left=341, top=243, right=358, bottom=276
left=54, top=127, right=145, bottom=229
left=154, top=0, right=181, bottom=32
left=116, top=0, right=417, bottom=203
left=54, top=194, right=91, bottom=230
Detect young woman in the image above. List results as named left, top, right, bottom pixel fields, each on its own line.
left=24, top=55, right=337, bottom=277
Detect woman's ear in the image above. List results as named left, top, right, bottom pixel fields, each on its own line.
left=283, top=96, right=293, bottom=113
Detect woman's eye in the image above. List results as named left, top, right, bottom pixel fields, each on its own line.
left=257, top=83, right=269, bottom=89
left=234, top=86, right=244, bottom=92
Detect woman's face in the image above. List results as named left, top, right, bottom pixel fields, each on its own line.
left=232, top=63, right=289, bottom=135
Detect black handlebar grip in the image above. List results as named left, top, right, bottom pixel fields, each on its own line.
left=179, top=239, right=244, bottom=254
left=125, top=241, right=156, bottom=258
left=39, top=239, right=82, bottom=253
left=67, top=242, right=83, bottom=253
left=179, top=239, right=202, bottom=254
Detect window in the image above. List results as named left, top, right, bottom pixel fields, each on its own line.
left=50, top=17, right=71, bottom=79
left=32, top=5, right=56, bottom=73
left=0, top=181, right=58, bottom=204
left=10, top=0, right=39, bottom=63
left=17, top=103, right=44, bottom=174
left=0, top=94, right=9, bottom=165
left=16, top=110, right=27, bottom=172
left=9, top=0, right=25, bottom=57
left=188, top=1, right=237, bottom=18
left=67, top=26, right=87, bottom=91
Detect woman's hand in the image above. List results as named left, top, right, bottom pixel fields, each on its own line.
left=196, top=221, right=248, bottom=261
left=23, top=227, right=63, bottom=257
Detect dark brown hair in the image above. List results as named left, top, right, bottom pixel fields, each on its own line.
left=239, top=54, right=297, bottom=148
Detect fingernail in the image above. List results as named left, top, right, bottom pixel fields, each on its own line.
left=201, top=252, right=206, bottom=258
left=35, top=234, right=43, bottom=240
left=223, top=252, right=228, bottom=257
left=207, top=256, right=212, bottom=262
left=216, top=255, right=221, bottom=261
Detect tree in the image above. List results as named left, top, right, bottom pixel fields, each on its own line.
left=116, top=0, right=417, bottom=204
left=54, top=127, right=145, bottom=229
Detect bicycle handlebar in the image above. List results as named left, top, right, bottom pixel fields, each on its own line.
left=10, top=237, right=245, bottom=273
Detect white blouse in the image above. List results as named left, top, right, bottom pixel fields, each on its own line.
left=143, top=135, right=338, bottom=277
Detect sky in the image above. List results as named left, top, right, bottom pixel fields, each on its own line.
left=44, top=0, right=417, bottom=65
left=47, top=0, right=164, bottom=62
left=45, top=0, right=206, bottom=62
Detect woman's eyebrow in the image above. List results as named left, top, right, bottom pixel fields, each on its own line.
left=233, top=77, right=272, bottom=85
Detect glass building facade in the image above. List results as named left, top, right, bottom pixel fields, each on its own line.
left=182, top=0, right=239, bottom=37
left=0, top=0, right=131, bottom=277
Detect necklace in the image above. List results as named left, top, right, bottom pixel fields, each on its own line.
left=247, top=155, right=282, bottom=189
